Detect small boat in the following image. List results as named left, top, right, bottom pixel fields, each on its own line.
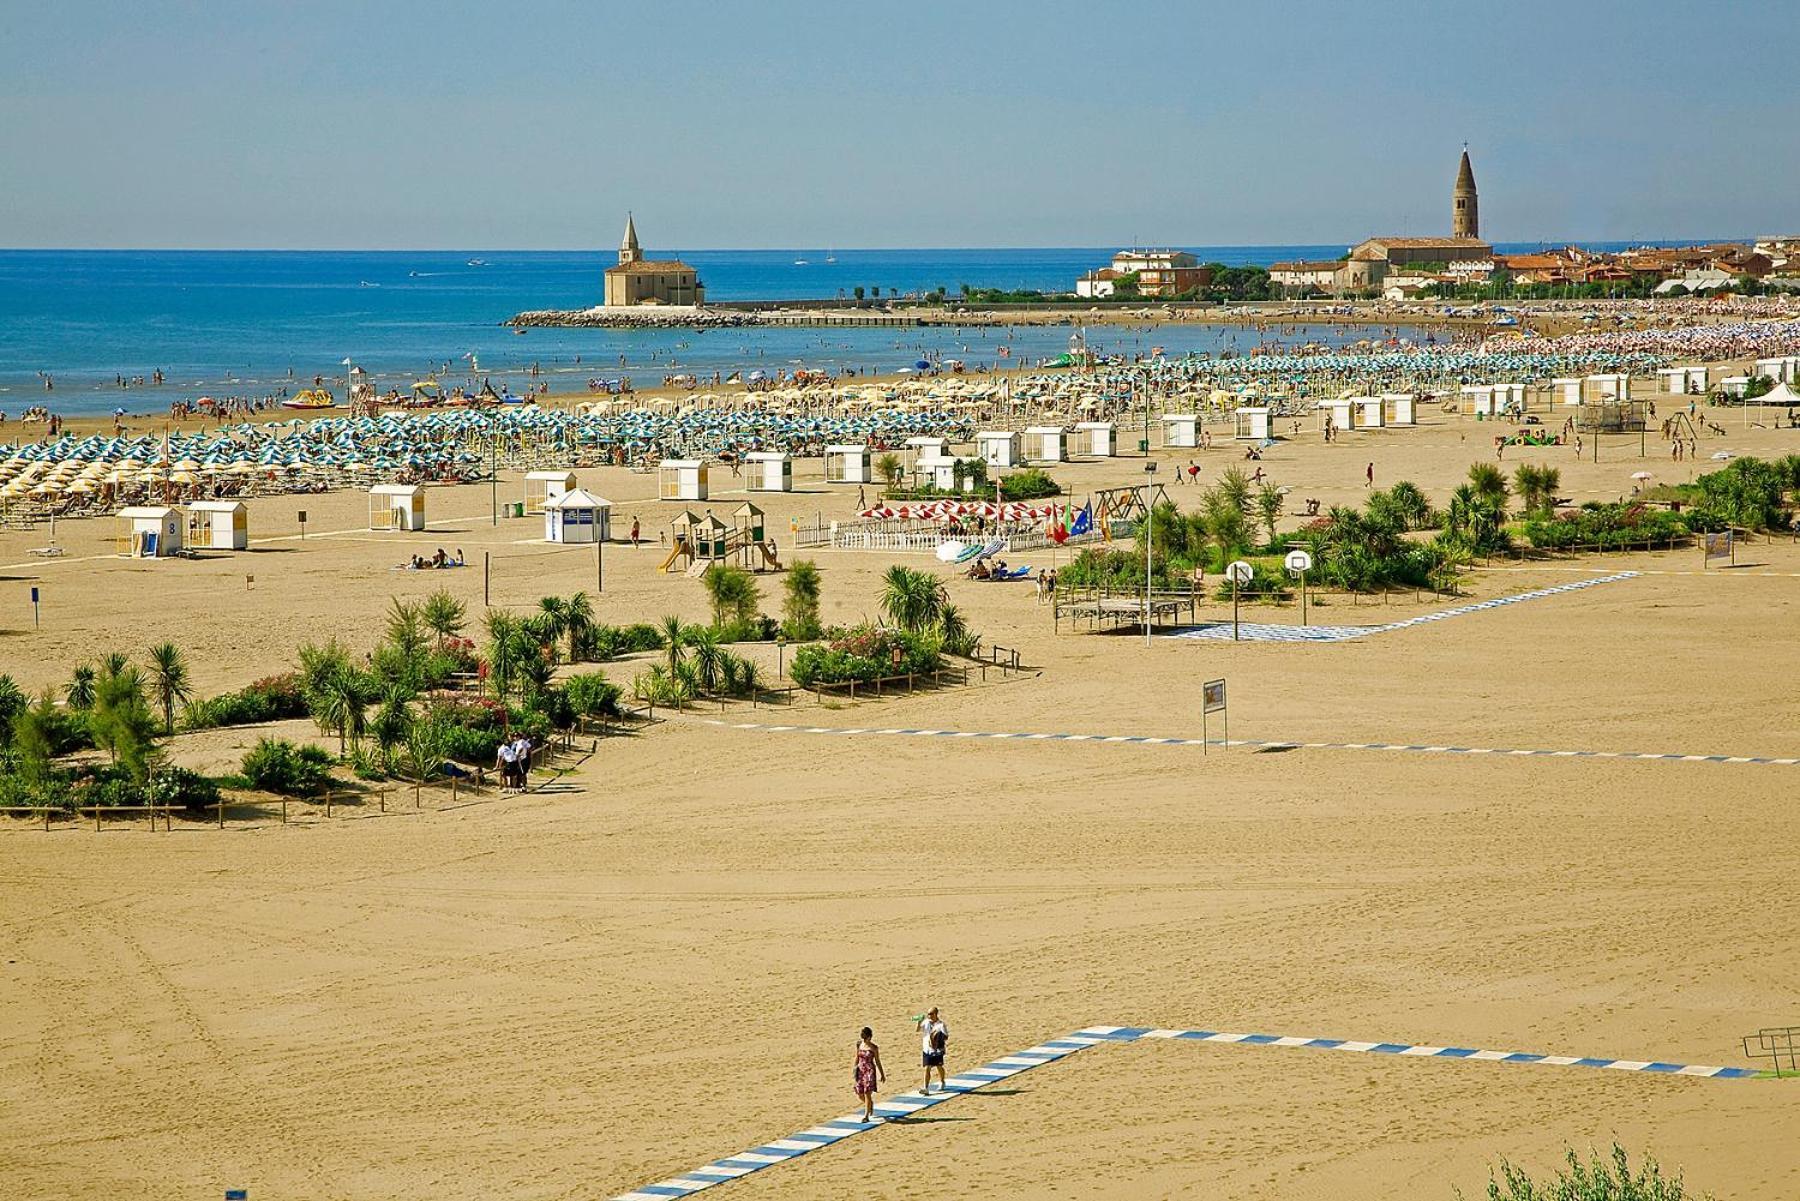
left=281, top=389, right=337, bottom=410
left=825, top=249, right=837, bottom=263
left=467, top=258, right=487, bottom=267
left=513, top=327, right=528, bottom=335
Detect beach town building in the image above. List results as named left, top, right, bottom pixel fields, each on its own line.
left=1329, top=149, right=1494, bottom=295
left=1452, top=147, right=1479, bottom=239
left=1268, top=260, right=1341, bottom=296
left=1075, top=249, right=1211, bottom=297
left=603, top=214, right=704, bottom=307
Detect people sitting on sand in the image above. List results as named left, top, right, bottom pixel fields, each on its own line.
left=1303, top=498, right=1321, bottom=516
left=1243, top=445, right=1262, bottom=460
left=431, top=547, right=447, bottom=569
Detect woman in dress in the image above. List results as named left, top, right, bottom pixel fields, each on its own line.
left=853, top=1026, right=886, bottom=1123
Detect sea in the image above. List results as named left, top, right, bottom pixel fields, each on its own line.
left=0, top=244, right=1715, bottom=417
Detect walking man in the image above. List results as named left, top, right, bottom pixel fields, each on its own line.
left=917, top=1006, right=949, bottom=1095
left=1365, top=461, right=1374, bottom=487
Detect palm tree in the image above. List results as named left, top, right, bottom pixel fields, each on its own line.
left=536, top=595, right=569, bottom=646
left=484, top=610, right=522, bottom=700
left=66, top=664, right=97, bottom=711
left=1215, top=466, right=1253, bottom=517
left=879, top=565, right=945, bottom=633
left=421, top=589, right=467, bottom=649
left=145, top=642, right=193, bottom=736
left=1445, top=484, right=1503, bottom=550
left=562, top=592, right=595, bottom=661
left=1467, top=462, right=1510, bottom=511
left=370, top=684, right=414, bottom=773
left=313, top=670, right=369, bottom=754
left=687, top=628, right=727, bottom=693
left=1384, top=481, right=1433, bottom=530
left=1513, top=463, right=1561, bottom=517
left=658, top=615, right=689, bottom=673
left=875, top=452, right=903, bottom=489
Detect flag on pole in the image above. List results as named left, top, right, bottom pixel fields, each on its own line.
left=1069, top=503, right=1093, bottom=538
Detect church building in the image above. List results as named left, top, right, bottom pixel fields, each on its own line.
left=603, top=214, right=704, bottom=307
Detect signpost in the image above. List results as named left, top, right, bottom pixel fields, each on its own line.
left=1201, top=677, right=1227, bottom=752
left=297, top=509, right=307, bottom=540
left=30, top=586, right=40, bottom=628
left=1703, top=529, right=1735, bottom=569
left=1226, top=559, right=1253, bottom=641
left=1285, top=548, right=1313, bottom=626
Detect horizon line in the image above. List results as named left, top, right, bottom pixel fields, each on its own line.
left=0, top=235, right=1756, bottom=255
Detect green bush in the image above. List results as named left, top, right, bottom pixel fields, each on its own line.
left=791, top=626, right=940, bottom=687
left=181, top=673, right=309, bottom=731
left=564, top=672, right=623, bottom=719
left=997, top=467, right=1062, bottom=501
left=432, top=721, right=504, bottom=766
left=145, top=766, right=223, bottom=814
left=241, top=738, right=332, bottom=796
left=1469, top=1142, right=1708, bottom=1200
left=1522, top=504, right=1690, bottom=551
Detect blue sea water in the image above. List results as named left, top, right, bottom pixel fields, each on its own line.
left=0, top=244, right=1713, bottom=417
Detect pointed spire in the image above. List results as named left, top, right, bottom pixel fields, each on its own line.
left=620, top=212, right=641, bottom=264
left=1455, top=147, right=1476, bottom=191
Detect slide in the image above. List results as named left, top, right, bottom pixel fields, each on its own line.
left=758, top=541, right=782, bottom=571
left=659, top=541, right=692, bottom=573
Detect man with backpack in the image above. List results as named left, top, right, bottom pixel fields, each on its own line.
left=917, top=1006, right=949, bottom=1095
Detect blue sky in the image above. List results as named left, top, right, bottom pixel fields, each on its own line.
left=2, top=0, right=1795, bottom=248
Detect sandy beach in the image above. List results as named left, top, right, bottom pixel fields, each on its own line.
left=3, top=391, right=1798, bottom=1199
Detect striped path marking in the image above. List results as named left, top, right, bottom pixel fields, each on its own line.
left=610, top=1024, right=1768, bottom=1199
left=1171, top=572, right=1639, bottom=644
left=703, top=720, right=1800, bottom=768
left=1472, top=563, right=1800, bottom=579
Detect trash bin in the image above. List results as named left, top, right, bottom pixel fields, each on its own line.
left=509, top=502, right=525, bottom=518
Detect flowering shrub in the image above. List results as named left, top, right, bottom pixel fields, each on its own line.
left=791, top=625, right=940, bottom=687
left=181, top=673, right=309, bottom=730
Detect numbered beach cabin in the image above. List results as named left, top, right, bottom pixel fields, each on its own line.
left=658, top=459, right=708, bottom=501
left=1384, top=393, right=1417, bottom=425
left=524, top=470, right=578, bottom=514
left=369, top=483, right=426, bottom=530
left=543, top=489, right=611, bottom=544
left=117, top=506, right=184, bottom=558
left=187, top=499, right=248, bottom=550
left=745, top=451, right=793, bottom=493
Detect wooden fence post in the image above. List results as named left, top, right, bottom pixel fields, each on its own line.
left=282, top=796, right=288, bottom=824
left=325, top=790, right=333, bottom=818
left=94, top=806, right=101, bottom=833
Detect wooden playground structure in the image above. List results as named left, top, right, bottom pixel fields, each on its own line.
left=659, top=503, right=785, bottom=575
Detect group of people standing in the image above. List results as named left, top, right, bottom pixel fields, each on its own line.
left=494, top=735, right=535, bottom=794
left=852, top=1007, right=949, bottom=1123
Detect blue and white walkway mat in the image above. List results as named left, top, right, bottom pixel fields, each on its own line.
left=611, top=1023, right=1765, bottom=1198
left=1170, top=572, right=1639, bottom=643
left=707, top=720, right=1800, bottom=768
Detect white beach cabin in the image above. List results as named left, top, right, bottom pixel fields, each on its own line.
left=1659, top=367, right=1705, bottom=395
left=118, top=506, right=184, bottom=558
left=1233, top=407, right=1271, bottom=442
left=187, top=499, right=248, bottom=550
left=745, top=451, right=794, bottom=493
left=1461, top=385, right=1496, bottom=416
left=1025, top=425, right=1069, bottom=463
left=1320, top=397, right=1358, bottom=431
left=1383, top=393, right=1417, bottom=425
left=1552, top=377, right=1584, bottom=407
left=1353, top=396, right=1386, bottom=428
left=1754, top=357, right=1789, bottom=384
left=1586, top=373, right=1630, bottom=401
left=658, top=459, right=709, bottom=502
left=1718, top=376, right=1750, bottom=398
left=369, top=484, right=425, bottom=531
left=1493, top=383, right=1527, bottom=413
left=824, top=445, right=872, bottom=485
left=1161, top=413, right=1200, bottom=448
left=1075, top=420, right=1117, bottom=457
left=903, top=435, right=947, bottom=465
left=543, top=488, right=611, bottom=544
left=976, top=430, right=1021, bottom=468
left=524, top=470, right=577, bottom=515
left=917, top=454, right=982, bottom=493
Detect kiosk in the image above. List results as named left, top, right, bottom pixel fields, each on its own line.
left=543, top=489, right=611, bottom=543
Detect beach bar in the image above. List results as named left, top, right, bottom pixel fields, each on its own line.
left=117, top=506, right=184, bottom=558
left=1161, top=413, right=1199, bottom=448
left=369, top=484, right=426, bottom=531
left=825, top=445, right=871, bottom=484
left=1384, top=393, right=1417, bottom=425
left=745, top=451, right=794, bottom=493
left=976, top=430, right=1021, bottom=468
left=524, top=470, right=578, bottom=514
left=543, top=488, right=611, bottom=543
left=1075, top=420, right=1117, bottom=456
left=1025, top=425, right=1069, bottom=463
left=187, top=499, right=248, bottom=550
left=658, top=459, right=709, bottom=501
left=1233, top=406, right=1271, bottom=442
